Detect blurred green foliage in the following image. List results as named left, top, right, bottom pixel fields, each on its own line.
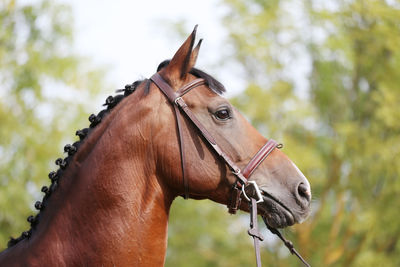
left=1, top=0, right=399, bottom=266
left=0, top=0, right=104, bottom=250
left=167, top=0, right=400, bottom=266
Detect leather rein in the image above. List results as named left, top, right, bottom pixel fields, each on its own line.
left=150, top=73, right=310, bottom=267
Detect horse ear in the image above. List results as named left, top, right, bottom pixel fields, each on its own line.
left=161, top=25, right=202, bottom=88
left=190, top=38, right=203, bottom=69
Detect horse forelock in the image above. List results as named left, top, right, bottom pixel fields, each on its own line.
left=157, top=59, right=226, bottom=95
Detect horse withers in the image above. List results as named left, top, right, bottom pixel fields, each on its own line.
left=0, top=26, right=311, bottom=266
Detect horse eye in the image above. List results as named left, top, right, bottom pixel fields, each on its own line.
left=214, top=109, right=231, bottom=121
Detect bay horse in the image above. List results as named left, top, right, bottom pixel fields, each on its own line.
left=0, top=26, right=311, bottom=266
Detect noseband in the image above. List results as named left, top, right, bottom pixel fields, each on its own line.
left=150, top=73, right=310, bottom=267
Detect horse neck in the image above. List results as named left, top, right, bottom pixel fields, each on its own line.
left=2, top=88, right=175, bottom=266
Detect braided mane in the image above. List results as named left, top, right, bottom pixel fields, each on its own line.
left=7, top=78, right=147, bottom=248
left=7, top=61, right=225, bottom=248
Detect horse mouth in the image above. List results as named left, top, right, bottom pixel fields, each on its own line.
left=259, top=190, right=295, bottom=228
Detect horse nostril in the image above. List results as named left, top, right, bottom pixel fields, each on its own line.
left=297, top=182, right=311, bottom=203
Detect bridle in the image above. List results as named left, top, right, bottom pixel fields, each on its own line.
left=150, top=73, right=310, bottom=267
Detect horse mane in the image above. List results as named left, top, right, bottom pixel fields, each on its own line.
left=7, top=61, right=225, bottom=248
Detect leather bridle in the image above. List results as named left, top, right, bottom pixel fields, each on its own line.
left=150, top=73, right=310, bottom=267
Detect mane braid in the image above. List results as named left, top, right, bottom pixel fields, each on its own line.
left=7, top=79, right=146, bottom=248
left=7, top=60, right=223, bottom=248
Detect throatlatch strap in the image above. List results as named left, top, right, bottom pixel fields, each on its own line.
left=174, top=105, right=189, bottom=199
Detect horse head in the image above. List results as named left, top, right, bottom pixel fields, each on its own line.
left=152, top=26, right=311, bottom=228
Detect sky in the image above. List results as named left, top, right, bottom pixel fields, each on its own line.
left=67, top=0, right=245, bottom=97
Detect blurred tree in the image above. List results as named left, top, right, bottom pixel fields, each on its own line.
left=167, top=0, right=400, bottom=266
left=167, top=199, right=257, bottom=267
left=2, top=0, right=399, bottom=266
left=220, top=0, right=400, bottom=266
left=0, top=0, right=104, bottom=250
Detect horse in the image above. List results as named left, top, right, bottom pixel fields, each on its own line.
left=0, top=26, right=311, bottom=266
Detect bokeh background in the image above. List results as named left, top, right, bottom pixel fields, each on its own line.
left=1, top=0, right=400, bottom=266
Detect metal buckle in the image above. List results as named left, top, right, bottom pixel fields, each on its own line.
left=174, top=97, right=183, bottom=105
left=232, top=169, right=241, bottom=175
left=242, top=181, right=264, bottom=203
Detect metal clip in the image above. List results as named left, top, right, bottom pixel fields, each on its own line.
left=232, top=168, right=241, bottom=175
left=242, top=181, right=264, bottom=203
left=174, top=97, right=183, bottom=105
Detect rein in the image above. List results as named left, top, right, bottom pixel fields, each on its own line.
left=150, top=73, right=310, bottom=267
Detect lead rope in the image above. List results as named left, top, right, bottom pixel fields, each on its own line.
left=247, top=199, right=311, bottom=267
left=248, top=197, right=264, bottom=267
left=261, top=216, right=311, bottom=267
